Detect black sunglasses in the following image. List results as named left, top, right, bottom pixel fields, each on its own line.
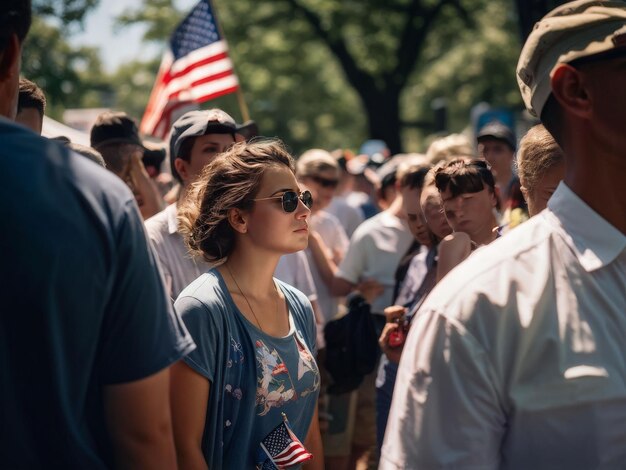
left=253, top=190, right=314, bottom=213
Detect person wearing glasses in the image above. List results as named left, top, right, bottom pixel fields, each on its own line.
left=381, top=2, right=626, bottom=468
left=171, top=140, right=323, bottom=469
left=433, top=158, right=500, bottom=281
left=145, top=109, right=253, bottom=300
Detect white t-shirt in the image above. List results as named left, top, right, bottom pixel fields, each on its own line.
left=326, top=196, right=365, bottom=237
left=337, top=210, right=413, bottom=314
left=381, top=183, right=626, bottom=469
left=275, top=251, right=318, bottom=302
left=306, top=210, right=349, bottom=323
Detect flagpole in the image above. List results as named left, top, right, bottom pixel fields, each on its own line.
left=236, top=88, right=251, bottom=122
left=208, top=0, right=251, bottom=122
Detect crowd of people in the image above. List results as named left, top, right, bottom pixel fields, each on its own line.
left=1, top=0, right=625, bottom=469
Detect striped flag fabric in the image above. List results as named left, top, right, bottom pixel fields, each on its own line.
left=140, top=0, right=239, bottom=138
left=257, top=415, right=313, bottom=469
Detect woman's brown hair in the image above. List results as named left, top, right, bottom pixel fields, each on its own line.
left=178, top=139, right=296, bottom=265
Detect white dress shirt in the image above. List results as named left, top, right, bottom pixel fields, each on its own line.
left=145, top=203, right=210, bottom=300
left=381, top=183, right=626, bottom=470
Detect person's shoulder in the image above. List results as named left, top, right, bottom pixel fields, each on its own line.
left=175, top=269, right=235, bottom=324
left=425, top=216, right=554, bottom=317
left=177, top=269, right=223, bottom=304
left=438, top=232, right=472, bottom=261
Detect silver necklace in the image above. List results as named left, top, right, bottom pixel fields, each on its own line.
left=225, top=263, right=279, bottom=333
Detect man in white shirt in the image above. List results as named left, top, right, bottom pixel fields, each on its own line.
left=145, top=109, right=252, bottom=299
left=381, top=2, right=626, bottom=469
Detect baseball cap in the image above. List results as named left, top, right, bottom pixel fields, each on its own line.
left=90, top=111, right=143, bottom=150
left=517, top=0, right=626, bottom=118
left=476, top=121, right=516, bottom=150
left=169, top=109, right=256, bottom=160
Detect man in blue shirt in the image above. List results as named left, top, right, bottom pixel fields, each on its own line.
left=0, top=2, right=195, bottom=467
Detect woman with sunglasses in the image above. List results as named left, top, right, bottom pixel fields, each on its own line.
left=172, top=140, right=323, bottom=470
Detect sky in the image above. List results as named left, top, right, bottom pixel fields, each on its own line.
left=68, top=0, right=196, bottom=73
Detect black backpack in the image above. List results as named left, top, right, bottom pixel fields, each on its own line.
left=323, top=294, right=379, bottom=394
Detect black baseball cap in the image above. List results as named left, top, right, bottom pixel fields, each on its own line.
left=90, top=112, right=144, bottom=150
left=476, top=121, right=516, bottom=151
left=169, top=109, right=257, bottom=182
left=169, top=109, right=257, bottom=160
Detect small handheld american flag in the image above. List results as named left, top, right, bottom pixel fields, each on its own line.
left=140, top=0, right=239, bottom=139
left=256, top=413, right=313, bottom=469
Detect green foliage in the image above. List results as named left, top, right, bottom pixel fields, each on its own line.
left=25, top=0, right=525, bottom=156
left=21, top=17, right=110, bottom=120
left=107, top=58, right=162, bottom=122
left=402, top=0, right=523, bottom=149
left=115, top=0, right=184, bottom=44
left=214, top=0, right=367, bottom=153
left=33, top=0, right=98, bottom=25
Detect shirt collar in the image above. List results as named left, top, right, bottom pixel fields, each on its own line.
left=379, top=210, right=408, bottom=230
left=546, top=182, right=626, bottom=272
left=166, top=203, right=179, bottom=235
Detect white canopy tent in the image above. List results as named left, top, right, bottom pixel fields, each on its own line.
left=42, top=115, right=90, bottom=147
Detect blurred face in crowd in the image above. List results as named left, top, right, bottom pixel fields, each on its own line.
left=478, top=138, right=514, bottom=182
left=441, top=185, right=497, bottom=240
left=521, top=160, right=565, bottom=216
left=300, top=169, right=338, bottom=213
left=401, top=186, right=432, bottom=246
left=176, top=133, right=235, bottom=185
left=420, top=185, right=452, bottom=241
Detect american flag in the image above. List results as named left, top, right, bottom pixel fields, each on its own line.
left=140, top=0, right=239, bottom=138
left=257, top=415, right=313, bottom=469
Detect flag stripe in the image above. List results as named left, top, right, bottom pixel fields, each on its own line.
left=168, top=44, right=228, bottom=76
left=175, top=76, right=239, bottom=101
left=166, top=52, right=229, bottom=83
left=273, top=441, right=300, bottom=460
left=167, top=63, right=236, bottom=98
left=170, top=41, right=228, bottom=75
left=274, top=448, right=311, bottom=464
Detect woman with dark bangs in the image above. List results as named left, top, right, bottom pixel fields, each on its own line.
left=434, top=158, right=500, bottom=281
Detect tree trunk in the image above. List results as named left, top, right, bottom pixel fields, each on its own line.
left=514, top=0, right=570, bottom=41
left=360, top=89, right=402, bottom=155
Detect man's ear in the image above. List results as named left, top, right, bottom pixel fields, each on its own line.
left=227, top=207, right=248, bottom=234
left=551, top=64, right=592, bottom=120
left=520, top=185, right=529, bottom=203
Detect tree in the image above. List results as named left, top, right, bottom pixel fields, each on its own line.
left=115, top=0, right=522, bottom=154
left=33, top=0, right=98, bottom=26
left=513, top=0, right=570, bottom=40
left=215, top=0, right=522, bottom=153
left=22, top=17, right=110, bottom=119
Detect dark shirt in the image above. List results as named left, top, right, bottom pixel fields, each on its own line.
left=0, top=120, right=194, bottom=468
